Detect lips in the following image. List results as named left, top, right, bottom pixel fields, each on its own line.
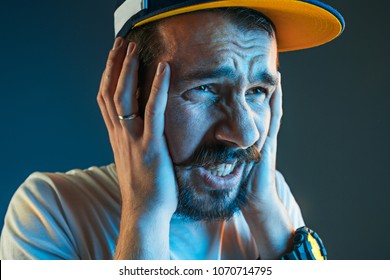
left=196, top=161, right=244, bottom=190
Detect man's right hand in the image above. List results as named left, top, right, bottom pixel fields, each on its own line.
left=97, top=37, right=178, bottom=259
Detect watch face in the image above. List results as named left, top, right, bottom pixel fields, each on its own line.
left=307, top=232, right=325, bottom=260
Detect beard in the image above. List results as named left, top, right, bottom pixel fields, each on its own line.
left=172, top=142, right=261, bottom=222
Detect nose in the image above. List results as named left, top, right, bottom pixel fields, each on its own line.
left=214, top=101, right=260, bottom=149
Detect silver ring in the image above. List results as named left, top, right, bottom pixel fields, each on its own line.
left=118, top=113, right=139, bottom=121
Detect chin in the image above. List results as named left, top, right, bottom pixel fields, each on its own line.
left=173, top=162, right=254, bottom=222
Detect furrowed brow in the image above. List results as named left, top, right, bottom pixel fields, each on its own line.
left=180, top=66, right=236, bottom=82
left=253, top=71, right=279, bottom=86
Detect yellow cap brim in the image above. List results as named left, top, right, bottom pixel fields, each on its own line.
left=133, top=0, right=344, bottom=52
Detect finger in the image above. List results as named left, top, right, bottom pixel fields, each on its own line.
left=114, top=42, right=142, bottom=133
left=100, top=37, right=127, bottom=125
left=144, top=62, right=171, bottom=142
left=97, top=70, right=114, bottom=130
left=268, top=72, right=283, bottom=140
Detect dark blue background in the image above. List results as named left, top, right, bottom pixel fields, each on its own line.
left=1, top=1, right=389, bottom=259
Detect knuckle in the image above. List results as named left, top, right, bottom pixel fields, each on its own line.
left=145, top=105, right=158, bottom=120
left=101, top=89, right=110, bottom=100
left=96, top=93, right=104, bottom=105
left=145, top=102, right=163, bottom=119
left=113, top=93, right=124, bottom=107
left=101, top=81, right=112, bottom=99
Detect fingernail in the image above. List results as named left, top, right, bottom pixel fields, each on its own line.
left=113, top=37, right=123, bottom=50
left=157, top=62, right=166, bottom=75
left=127, top=42, right=136, bottom=56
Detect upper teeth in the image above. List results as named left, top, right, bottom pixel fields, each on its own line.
left=207, top=163, right=235, bottom=177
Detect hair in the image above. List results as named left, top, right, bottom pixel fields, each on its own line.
left=124, top=7, right=276, bottom=116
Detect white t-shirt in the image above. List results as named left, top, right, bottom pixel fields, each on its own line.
left=0, top=164, right=304, bottom=259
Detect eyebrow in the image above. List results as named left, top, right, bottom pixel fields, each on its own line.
left=255, top=71, right=279, bottom=86
left=180, top=66, right=236, bottom=82
left=179, top=65, right=278, bottom=86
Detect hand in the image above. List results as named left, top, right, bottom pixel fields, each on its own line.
left=242, top=73, right=294, bottom=259
left=97, top=37, right=177, bottom=259
left=247, top=72, right=283, bottom=206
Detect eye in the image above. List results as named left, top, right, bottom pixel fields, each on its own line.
left=247, top=87, right=269, bottom=96
left=193, top=85, right=212, bottom=92
left=182, top=84, right=218, bottom=103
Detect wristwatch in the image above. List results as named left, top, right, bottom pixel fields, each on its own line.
left=281, top=226, right=327, bottom=260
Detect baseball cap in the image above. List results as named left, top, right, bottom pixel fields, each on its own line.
left=114, top=0, right=345, bottom=52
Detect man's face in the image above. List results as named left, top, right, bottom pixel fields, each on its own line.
left=145, top=11, right=278, bottom=221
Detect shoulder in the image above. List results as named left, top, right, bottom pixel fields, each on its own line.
left=0, top=164, right=120, bottom=259
left=11, top=164, right=120, bottom=213
left=42, top=164, right=120, bottom=205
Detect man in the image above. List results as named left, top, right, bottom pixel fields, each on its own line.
left=0, top=0, right=344, bottom=260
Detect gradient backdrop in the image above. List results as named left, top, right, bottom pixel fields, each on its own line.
left=1, top=0, right=389, bottom=259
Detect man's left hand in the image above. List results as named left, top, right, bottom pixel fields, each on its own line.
left=242, top=73, right=295, bottom=260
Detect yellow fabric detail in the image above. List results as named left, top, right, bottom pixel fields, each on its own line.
left=308, top=233, right=324, bottom=260
left=132, top=0, right=343, bottom=52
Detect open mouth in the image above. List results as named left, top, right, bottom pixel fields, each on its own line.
left=205, top=162, right=237, bottom=177
left=197, top=161, right=244, bottom=190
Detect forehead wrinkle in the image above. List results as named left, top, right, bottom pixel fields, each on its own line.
left=205, top=37, right=274, bottom=72
left=246, top=55, right=279, bottom=85
left=199, top=34, right=267, bottom=47
left=175, top=51, right=277, bottom=87
left=159, top=14, right=277, bottom=87
left=179, top=64, right=237, bottom=83
left=164, top=23, right=272, bottom=60
left=193, top=34, right=272, bottom=58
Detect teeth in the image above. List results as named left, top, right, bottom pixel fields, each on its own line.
left=223, top=164, right=232, bottom=176
left=207, top=163, right=235, bottom=177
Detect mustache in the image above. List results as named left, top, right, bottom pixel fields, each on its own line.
left=175, top=142, right=261, bottom=169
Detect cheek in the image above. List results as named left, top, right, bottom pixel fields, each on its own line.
left=164, top=100, right=212, bottom=164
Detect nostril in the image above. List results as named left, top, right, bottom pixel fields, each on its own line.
left=215, top=118, right=259, bottom=149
